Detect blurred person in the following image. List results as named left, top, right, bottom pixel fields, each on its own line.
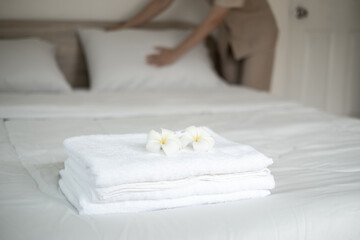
left=107, top=0, right=278, bottom=91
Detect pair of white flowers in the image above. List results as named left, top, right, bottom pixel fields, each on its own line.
left=146, top=126, right=215, bottom=156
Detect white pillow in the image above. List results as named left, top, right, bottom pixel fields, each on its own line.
left=0, top=38, right=71, bottom=93
left=78, top=28, right=224, bottom=90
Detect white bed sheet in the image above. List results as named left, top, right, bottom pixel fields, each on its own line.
left=0, top=87, right=297, bottom=119
left=0, top=87, right=360, bottom=240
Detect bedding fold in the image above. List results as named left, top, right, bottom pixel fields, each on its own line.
left=63, top=128, right=273, bottom=187
left=61, top=163, right=275, bottom=201
left=59, top=178, right=271, bottom=215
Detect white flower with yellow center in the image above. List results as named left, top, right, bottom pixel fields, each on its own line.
left=180, top=126, right=215, bottom=151
left=146, top=129, right=181, bottom=155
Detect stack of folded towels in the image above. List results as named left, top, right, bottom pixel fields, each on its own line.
left=59, top=127, right=275, bottom=215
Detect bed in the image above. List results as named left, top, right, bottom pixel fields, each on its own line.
left=0, top=21, right=360, bottom=240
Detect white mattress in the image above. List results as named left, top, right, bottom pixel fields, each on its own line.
left=0, top=87, right=359, bottom=240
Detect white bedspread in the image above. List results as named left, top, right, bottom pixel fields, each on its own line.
left=1, top=87, right=359, bottom=240
left=0, top=87, right=297, bottom=119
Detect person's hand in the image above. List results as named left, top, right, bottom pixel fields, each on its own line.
left=146, top=47, right=180, bottom=67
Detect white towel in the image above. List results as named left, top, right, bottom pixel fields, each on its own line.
left=63, top=128, right=273, bottom=187
left=59, top=177, right=271, bottom=215
left=61, top=164, right=275, bottom=202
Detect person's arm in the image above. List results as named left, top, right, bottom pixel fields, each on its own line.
left=107, top=0, right=174, bottom=31
left=146, top=5, right=229, bottom=67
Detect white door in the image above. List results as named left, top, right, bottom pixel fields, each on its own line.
left=286, top=0, right=360, bottom=117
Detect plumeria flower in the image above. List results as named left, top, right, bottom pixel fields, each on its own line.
left=180, top=126, right=215, bottom=152
left=146, top=129, right=181, bottom=156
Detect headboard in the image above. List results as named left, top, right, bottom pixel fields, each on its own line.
left=0, top=20, right=200, bottom=88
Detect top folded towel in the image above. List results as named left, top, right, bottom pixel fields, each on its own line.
left=63, top=128, right=273, bottom=187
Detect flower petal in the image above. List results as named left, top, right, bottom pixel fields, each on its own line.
left=185, top=126, right=198, bottom=138
left=146, top=140, right=161, bottom=153
left=193, top=137, right=214, bottom=152
left=197, top=127, right=211, bottom=138
left=162, top=139, right=181, bottom=155
left=161, top=128, right=175, bottom=138
left=167, top=134, right=182, bottom=145
left=180, top=133, right=193, bottom=148
left=148, top=130, right=161, bottom=141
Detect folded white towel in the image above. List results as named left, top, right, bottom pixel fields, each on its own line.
left=63, top=128, right=273, bottom=187
left=61, top=163, right=275, bottom=201
left=59, top=177, right=271, bottom=215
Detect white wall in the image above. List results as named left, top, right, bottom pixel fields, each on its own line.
left=267, top=0, right=290, bottom=97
